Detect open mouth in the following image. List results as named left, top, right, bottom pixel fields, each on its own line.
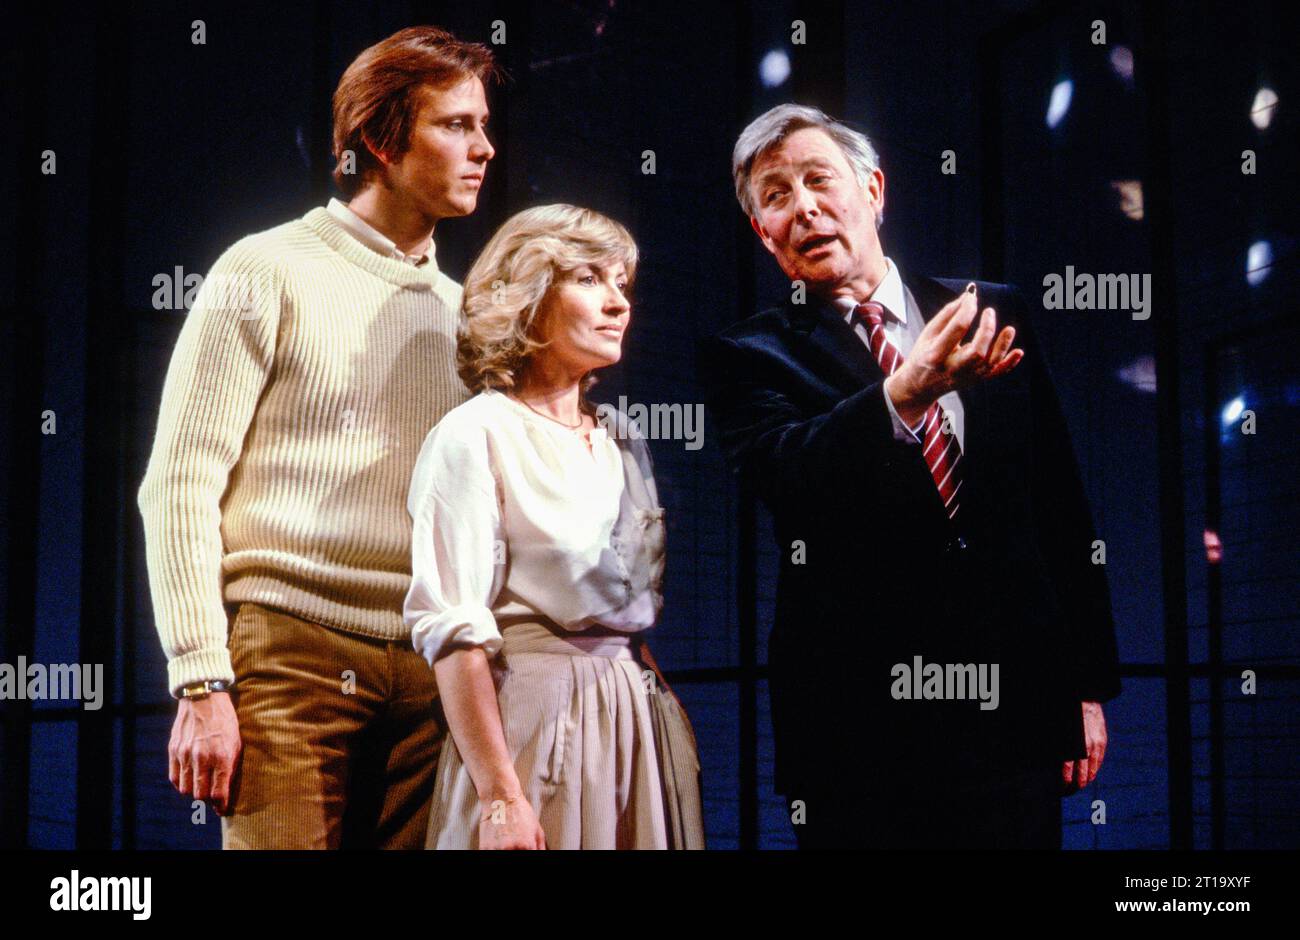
left=797, top=234, right=837, bottom=254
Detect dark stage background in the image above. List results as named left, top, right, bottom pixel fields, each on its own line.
left=2, top=0, right=1296, bottom=849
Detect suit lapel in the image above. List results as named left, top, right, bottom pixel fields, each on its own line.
left=793, top=295, right=886, bottom=396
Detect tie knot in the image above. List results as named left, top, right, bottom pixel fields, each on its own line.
left=854, top=301, right=889, bottom=327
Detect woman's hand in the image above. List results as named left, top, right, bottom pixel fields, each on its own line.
left=478, top=793, right=547, bottom=850
left=434, top=648, right=543, bottom=847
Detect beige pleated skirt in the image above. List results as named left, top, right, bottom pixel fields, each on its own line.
left=426, top=620, right=705, bottom=849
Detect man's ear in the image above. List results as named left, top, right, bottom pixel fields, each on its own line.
left=866, top=168, right=886, bottom=221
left=361, top=131, right=390, bottom=169
left=750, top=214, right=778, bottom=256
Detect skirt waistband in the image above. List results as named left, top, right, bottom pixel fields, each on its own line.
left=500, top=620, right=638, bottom=660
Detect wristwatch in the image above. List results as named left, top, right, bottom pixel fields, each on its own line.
left=179, top=679, right=233, bottom=700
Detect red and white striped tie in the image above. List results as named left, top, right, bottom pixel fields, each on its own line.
left=854, top=302, right=964, bottom=519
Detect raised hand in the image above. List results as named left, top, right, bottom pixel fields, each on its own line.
left=884, top=284, right=1023, bottom=426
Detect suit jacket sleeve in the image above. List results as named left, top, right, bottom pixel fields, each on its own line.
left=1012, top=288, right=1123, bottom=703
left=700, top=332, right=916, bottom=522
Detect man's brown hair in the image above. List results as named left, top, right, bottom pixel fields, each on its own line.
left=332, top=26, right=502, bottom=198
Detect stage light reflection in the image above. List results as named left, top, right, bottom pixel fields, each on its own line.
left=1246, top=240, right=1273, bottom=286
left=1109, top=46, right=1134, bottom=82
left=1116, top=355, right=1156, bottom=393
left=760, top=49, right=791, bottom=88
left=1250, top=87, right=1278, bottom=129
left=1046, top=79, right=1073, bottom=128
left=1203, top=529, right=1223, bottom=565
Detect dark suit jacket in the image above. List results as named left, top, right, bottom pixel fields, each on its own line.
left=701, top=273, right=1122, bottom=797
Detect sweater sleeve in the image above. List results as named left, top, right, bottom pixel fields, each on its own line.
left=137, top=241, right=283, bottom=697
left=404, top=419, right=506, bottom=668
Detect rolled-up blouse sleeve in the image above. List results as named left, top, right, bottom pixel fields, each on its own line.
left=404, top=420, right=505, bottom=668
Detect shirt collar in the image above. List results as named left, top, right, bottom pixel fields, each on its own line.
left=832, top=256, right=907, bottom=326
left=326, top=197, right=436, bottom=269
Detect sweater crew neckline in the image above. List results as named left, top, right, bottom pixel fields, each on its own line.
left=302, top=206, right=443, bottom=291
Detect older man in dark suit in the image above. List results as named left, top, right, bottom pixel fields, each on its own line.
left=701, top=104, right=1121, bottom=849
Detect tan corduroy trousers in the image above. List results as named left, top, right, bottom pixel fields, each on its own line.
left=221, top=602, right=442, bottom=849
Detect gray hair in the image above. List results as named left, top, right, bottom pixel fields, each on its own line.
left=732, top=104, right=882, bottom=224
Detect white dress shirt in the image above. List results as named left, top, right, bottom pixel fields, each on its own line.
left=404, top=390, right=660, bottom=668
left=326, top=197, right=435, bottom=268
left=834, top=257, right=966, bottom=450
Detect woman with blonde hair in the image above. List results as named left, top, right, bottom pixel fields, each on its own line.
left=404, top=204, right=705, bottom=849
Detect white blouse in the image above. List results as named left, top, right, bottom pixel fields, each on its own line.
left=404, top=389, right=663, bottom=667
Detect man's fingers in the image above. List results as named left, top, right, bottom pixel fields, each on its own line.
left=201, top=735, right=237, bottom=814
left=987, top=325, right=1016, bottom=364
left=986, top=347, right=1024, bottom=379
left=192, top=753, right=212, bottom=802
left=947, top=307, right=999, bottom=375
left=933, top=290, right=980, bottom=358
left=922, top=287, right=973, bottom=337
left=1090, top=738, right=1107, bottom=780
left=1060, top=759, right=1089, bottom=794
left=1061, top=761, right=1077, bottom=794
left=213, top=740, right=240, bottom=813
left=210, top=766, right=229, bottom=814
left=970, top=307, right=997, bottom=358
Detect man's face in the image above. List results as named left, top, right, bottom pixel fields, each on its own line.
left=747, top=126, right=884, bottom=290
left=379, top=75, right=495, bottom=221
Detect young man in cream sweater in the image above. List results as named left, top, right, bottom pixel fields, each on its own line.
left=137, top=26, right=499, bottom=848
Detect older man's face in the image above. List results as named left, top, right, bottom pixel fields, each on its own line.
left=747, top=126, right=884, bottom=290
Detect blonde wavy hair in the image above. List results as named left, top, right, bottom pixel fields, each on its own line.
left=457, top=204, right=639, bottom=405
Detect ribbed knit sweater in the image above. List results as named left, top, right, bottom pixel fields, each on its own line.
left=137, top=206, right=469, bottom=696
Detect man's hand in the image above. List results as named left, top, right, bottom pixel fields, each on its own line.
left=169, top=692, right=241, bottom=815
left=884, top=285, right=1024, bottom=426
left=1061, top=700, right=1107, bottom=794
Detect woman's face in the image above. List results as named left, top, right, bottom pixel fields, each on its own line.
left=532, top=261, right=631, bottom=377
